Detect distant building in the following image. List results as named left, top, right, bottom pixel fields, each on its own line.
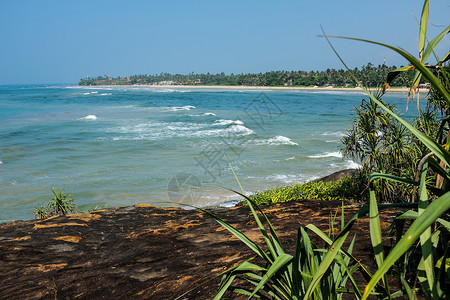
left=158, top=81, right=174, bottom=85
left=418, top=83, right=431, bottom=89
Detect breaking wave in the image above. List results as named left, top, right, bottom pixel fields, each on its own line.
left=79, top=115, right=97, bottom=120
left=213, top=119, right=244, bottom=126
left=308, top=151, right=343, bottom=159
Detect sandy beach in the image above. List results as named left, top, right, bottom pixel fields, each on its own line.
left=82, top=84, right=430, bottom=93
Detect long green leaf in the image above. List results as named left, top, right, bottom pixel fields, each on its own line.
left=428, top=156, right=450, bottom=181
left=324, top=35, right=450, bottom=106
left=215, top=261, right=268, bottom=299
left=384, top=66, right=415, bottom=91
left=213, top=182, right=285, bottom=261
left=249, top=253, right=293, bottom=299
left=369, top=186, right=386, bottom=289
left=417, top=160, right=436, bottom=298
left=410, top=21, right=450, bottom=97
left=369, top=173, right=418, bottom=186
left=423, top=24, right=450, bottom=65
left=418, top=0, right=429, bottom=60
left=224, top=156, right=283, bottom=260
left=215, top=273, right=238, bottom=300
left=438, top=51, right=450, bottom=65
left=306, top=223, right=374, bottom=292
left=361, top=191, right=450, bottom=300
left=396, top=210, right=450, bottom=231
left=304, top=229, right=351, bottom=299
left=321, top=32, right=450, bottom=167
left=193, top=205, right=271, bottom=262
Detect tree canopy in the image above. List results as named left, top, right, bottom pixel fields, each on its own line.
left=79, top=63, right=416, bottom=87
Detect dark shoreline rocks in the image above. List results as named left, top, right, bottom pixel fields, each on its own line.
left=0, top=198, right=401, bottom=299
left=315, top=168, right=357, bottom=183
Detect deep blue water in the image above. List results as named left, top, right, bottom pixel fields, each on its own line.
left=0, top=85, right=414, bottom=222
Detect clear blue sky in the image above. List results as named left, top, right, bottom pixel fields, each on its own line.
left=0, top=0, right=449, bottom=84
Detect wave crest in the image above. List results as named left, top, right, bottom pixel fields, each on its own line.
left=252, top=136, right=298, bottom=146
left=79, top=115, right=97, bottom=120
left=308, top=151, right=342, bottom=159
left=213, top=119, right=244, bottom=126
left=170, top=105, right=196, bottom=111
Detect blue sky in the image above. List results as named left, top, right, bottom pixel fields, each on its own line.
left=0, top=0, right=449, bottom=84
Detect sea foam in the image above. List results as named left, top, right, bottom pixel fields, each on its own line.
left=80, top=115, right=97, bottom=120
left=170, top=105, right=196, bottom=111
left=193, top=124, right=255, bottom=137
left=265, top=173, right=319, bottom=184
left=251, top=136, right=298, bottom=146
left=213, top=119, right=244, bottom=126
left=266, top=136, right=298, bottom=146
left=322, top=131, right=345, bottom=137
left=345, top=160, right=362, bottom=169
left=308, top=151, right=343, bottom=159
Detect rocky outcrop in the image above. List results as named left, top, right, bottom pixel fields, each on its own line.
left=0, top=199, right=398, bottom=299
left=316, top=169, right=358, bottom=182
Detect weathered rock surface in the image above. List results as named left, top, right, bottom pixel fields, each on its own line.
left=0, top=200, right=399, bottom=299
left=315, top=169, right=357, bottom=182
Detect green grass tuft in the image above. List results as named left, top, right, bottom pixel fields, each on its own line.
left=248, top=175, right=364, bottom=206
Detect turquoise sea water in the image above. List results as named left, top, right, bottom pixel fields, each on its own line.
left=0, top=85, right=412, bottom=222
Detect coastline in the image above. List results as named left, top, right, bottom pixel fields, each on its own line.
left=77, top=84, right=429, bottom=93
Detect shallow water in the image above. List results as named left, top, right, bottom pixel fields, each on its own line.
left=0, top=85, right=413, bottom=222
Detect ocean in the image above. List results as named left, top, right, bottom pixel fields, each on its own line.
left=0, top=85, right=412, bottom=222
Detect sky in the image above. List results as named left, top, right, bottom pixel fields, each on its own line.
left=0, top=0, right=449, bottom=84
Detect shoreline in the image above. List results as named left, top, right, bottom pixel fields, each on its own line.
left=76, top=84, right=429, bottom=93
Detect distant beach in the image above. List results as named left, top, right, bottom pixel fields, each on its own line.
left=84, top=84, right=427, bottom=93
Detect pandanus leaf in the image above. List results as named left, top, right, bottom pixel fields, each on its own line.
left=382, top=23, right=450, bottom=94
left=361, top=191, right=450, bottom=300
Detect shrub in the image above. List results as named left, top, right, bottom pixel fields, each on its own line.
left=34, top=188, right=76, bottom=219
left=249, top=174, right=366, bottom=205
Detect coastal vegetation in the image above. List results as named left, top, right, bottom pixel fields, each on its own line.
left=249, top=174, right=365, bottom=205
left=340, top=85, right=443, bottom=203
left=33, top=189, right=106, bottom=219
left=201, top=0, right=450, bottom=298
left=78, top=63, right=417, bottom=88
left=34, top=188, right=76, bottom=219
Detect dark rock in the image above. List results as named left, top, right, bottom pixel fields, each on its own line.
left=0, top=200, right=400, bottom=299
left=315, top=169, right=357, bottom=182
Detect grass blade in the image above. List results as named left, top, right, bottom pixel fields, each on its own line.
left=417, top=160, right=436, bottom=298
left=192, top=205, right=271, bottom=261
left=248, top=253, right=293, bottom=299
left=361, top=191, right=450, bottom=300
left=369, top=185, right=388, bottom=291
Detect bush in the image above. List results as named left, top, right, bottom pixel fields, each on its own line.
left=34, top=188, right=76, bottom=219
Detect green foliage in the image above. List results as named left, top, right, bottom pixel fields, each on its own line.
left=194, top=1, right=450, bottom=299
left=79, top=204, right=107, bottom=214
left=78, top=64, right=416, bottom=88
left=33, top=188, right=76, bottom=219
left=326, top=0, right=450, bottom=297
left=341, top=92, right=428, bottom=202
left=186, top=197, right=364, bottom=300
left=248, top=175, right=365, bottom=205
